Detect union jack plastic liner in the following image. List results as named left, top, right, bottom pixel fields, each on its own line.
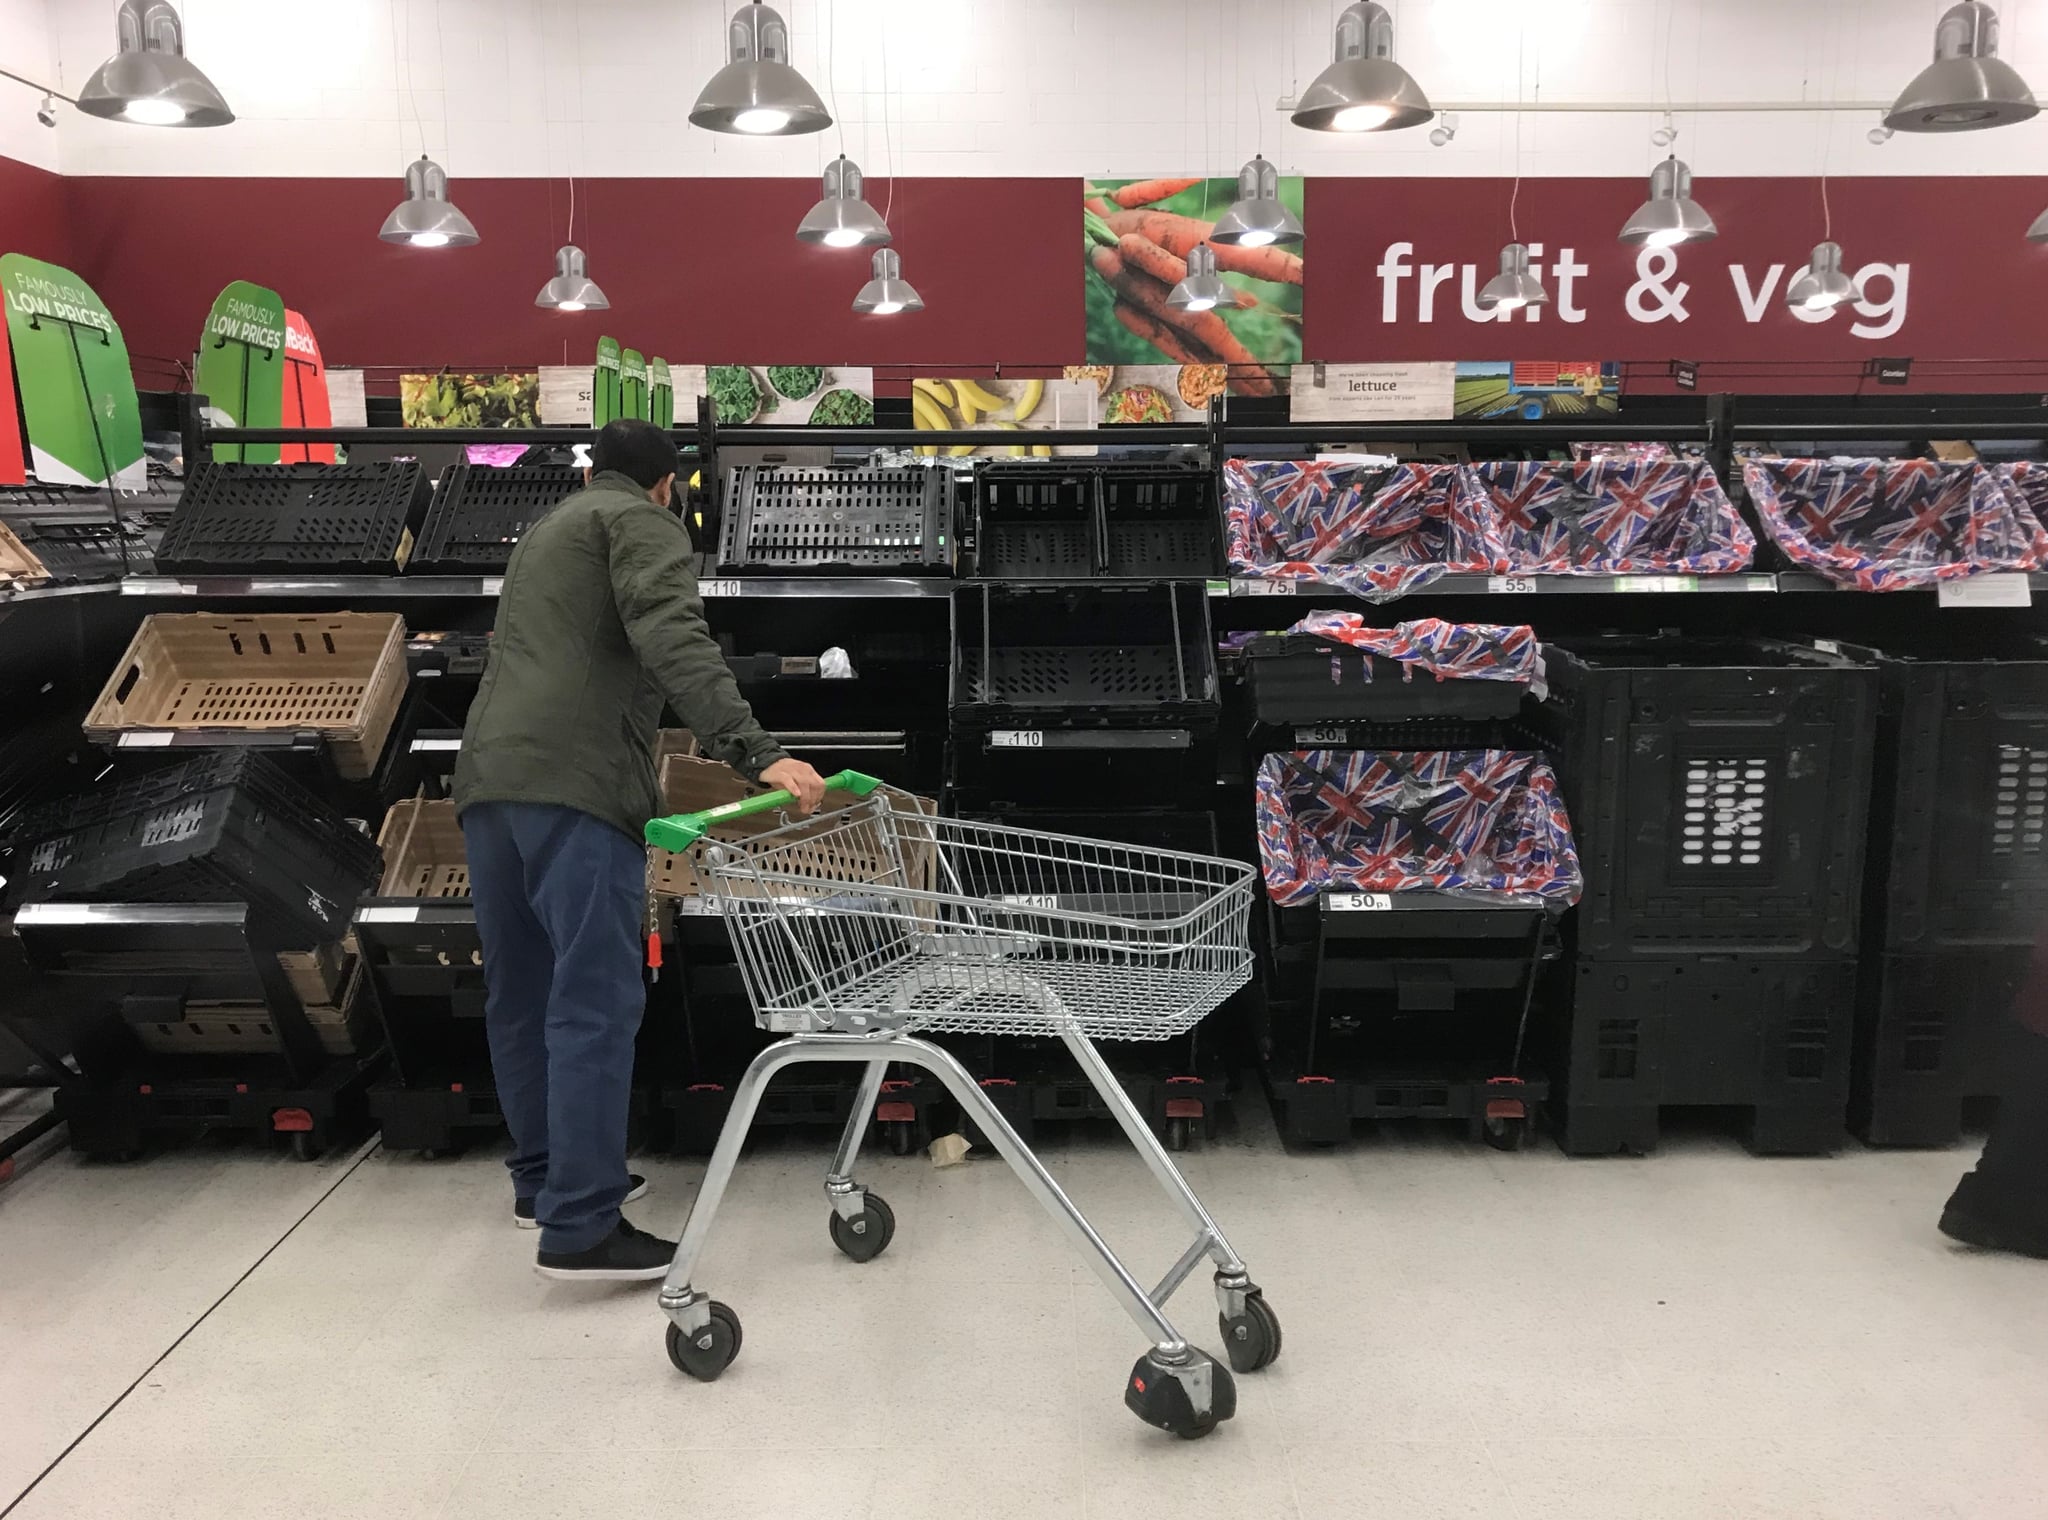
left=1998, top=461, right=2048, bottom=537
left=1223, top=459, right=1488, bottom=601
left=1743, top=458, right=2048, bottom=591
left=1277, top=613, right=1540, bottom=685
left=1254, top=749, right=1584, bottom=908
left=1460, top=459, right=1755, bottom=575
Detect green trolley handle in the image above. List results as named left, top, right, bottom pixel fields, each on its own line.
left=644, top=769, right=882, bottom=851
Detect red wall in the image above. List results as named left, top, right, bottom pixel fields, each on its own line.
left=0, top=156, right=73, bottom=269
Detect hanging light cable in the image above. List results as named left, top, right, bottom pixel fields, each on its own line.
left=1885, top=1, right=2037, bottom=132
left=1479, top=37, right=1546, bottom=314
left=537, top=181, right=608, bottom=311
left=1790, top=23, right=1861, bottom=313
left=692, top=0, right=831, bottom=136
left=1291, top=1, right=1431, bottom=133
left=851, top=248, right=922, bottom=315
left=1618, top=156, right=1717, bottom=247
left=797, top=155, right=891, bottom=247
left=76, top=0, right=233, bottom=127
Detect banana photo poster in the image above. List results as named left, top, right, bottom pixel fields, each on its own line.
left=910, top=375, right=1096, bottom=457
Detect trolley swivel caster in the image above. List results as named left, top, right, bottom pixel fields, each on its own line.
left=827, top=1189, right=895, bottom=1263
left=1218, top=1284, right=1283, bottom=1374
left=665, top=1300, right=742, bottom=1381
left=1125, top=1346, right=1236, bottom=1439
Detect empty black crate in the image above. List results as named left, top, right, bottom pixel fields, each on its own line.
left=1862, top=635, right=2048, bottom=952
left=1100, top=464, right=1221, bottom=578
left=718, top=464, right=951, bottom=574
left=1243, top=634, right=1532, bottom=724
left=1555, top=954, right=1857, bottom=1156
left=1, top=492, right=166, bottom=581
left=411, top=464, right=581, bottom=573
left=1852, top=947, right=2032, bottom=1147
left=972, top=462, right=1221, bottom=580
left=950, top=583, right=1218, bottom=728
left=156, top=462, right=428, bottom=575
left=1533, top=637, right=1877, bottom=958
left=3, top=749, right=381, bottom=945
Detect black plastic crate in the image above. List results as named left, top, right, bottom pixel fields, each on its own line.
left=1100, top=464, right=1222, bottom=578
left=1552, top=954, right=1857, bottom=1156
left=411, top=463, right=581, bottom=573
left=972, top=463, right=1221, bottom=580
left=973, top=464, right=1094, bottom=579
left=155, top=462, right=428, bottom=575
left=4, top=749, right=381, bottom=945
left=1861, top=636, right=2048, bottom=953
left=1851, top=947, right=2031, bottom=1147
left=1533, top=637, right=1877, bottom=958
left=718, top=464, right=951, bottom=574
left=1243, top=635, right=1532, bottom=724
left=950, top=583, right=1218, bottom=729
left=1, top=493, right=165, bottom=581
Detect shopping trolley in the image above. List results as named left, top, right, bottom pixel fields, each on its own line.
left=643, top=772, right=1279, bottom=1439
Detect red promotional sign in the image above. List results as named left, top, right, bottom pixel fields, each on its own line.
left=0, top=323, right=23, bottom=485
left=1306, top=175, right=2048, bottom=390
left=280, top=309, right=335, bottom=465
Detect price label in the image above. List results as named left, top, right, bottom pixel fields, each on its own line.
left=1937, top=573, right=2032, bottom=609
left=1294, top=725, right=1348, bottom=747
left=997, top=894, right=1060, bottom=910
left=480, top=577, right=504, bottom=596
left=699, top=579, right=743, bottom=599
left=1231, top=577, right=1294, bottom=597
left=117, top=732, right=175, bottom=748
left=1328, top=892, right=1394, bottom=912
left=1615, top=574, right=1700, bottom=594
left=673, top=896, right=723, bottom=917
left=990, top=730, right=1044, bottom=749
left=1205, top=580, right=1231, bottom=598
left=410, top=738, right=463, bottom=753
left=1488, top=575, right=1539, bottom=595
left=1813, top=638, right=1842, bottom=655
left=355, top=906, right=421, bottom=924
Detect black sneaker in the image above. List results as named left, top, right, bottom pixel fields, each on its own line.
left=1939, top=1202, right=2048, bottom=1259
left=534, top=1219, right=678, bottom=1282
left=515, top=1174, right=647, bottom=1229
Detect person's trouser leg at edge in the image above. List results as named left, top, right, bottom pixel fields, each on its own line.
left=1940, top=922, right=2048, bottom=1258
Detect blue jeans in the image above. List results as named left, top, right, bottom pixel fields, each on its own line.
left=460, top=800, right=646, bottom=1254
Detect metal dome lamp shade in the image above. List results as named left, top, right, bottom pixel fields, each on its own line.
left=1167, top=245, right=1232, bottom=312
left=76, top=0, right=233, bottom=127
left=692, top=1, right=831, bottom=136
left=378, top=156, right=481, bottom=248
left=1885, top=1, right=2037, bottom=132
left=797, top=155, right=891, bottom=248
left=851, top=249, right=923, bottom=315
left=536, top=245, right=609, bottom=312
left=1618, top=157, right=1717, bottom=247
left=1291, top=1, right=1432, bottom=133
left=1476, top=242, right=1549, bottom=312
left=1785, top=241, right=1861, bottom=311
left=1209, top=155, right=1303, bottom=249
left=2028, top=204, right=2048, bottom=242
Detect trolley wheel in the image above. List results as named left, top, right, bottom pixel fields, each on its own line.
left=828, top=1192, right=896, bottom=1263
left=1483, top=1114, right=1530, bottom=1152
left=884, top=1119, right=919, bottom=1156
left=288, top=1132, right=324, bottom=1163
left=1164, top=1117, right=1192, bottom=1152
left=1124, top=1346, right=1237, bottom=1439
left=1219, top=1290, right=1283, bottom=1374
left=665, top=1301, right=742, bottom=1381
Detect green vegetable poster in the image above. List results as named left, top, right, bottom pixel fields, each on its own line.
left=0, top=253, right=145, bottom=489
left=399, top=372, right=539, bottom=428
left=196, top=279, right=287, bottom=464
left=1082, top=177, right=1301, bottom=400
left=593, top=337, right=621, bottom=426
left=690, top=366, right=875, bottom=426
left=620, top=348, right=648, bottom=422
left=650, top=358, right=673, bottom=429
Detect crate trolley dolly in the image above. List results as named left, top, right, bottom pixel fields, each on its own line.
left=643, top=773, right=1280, bottom=1440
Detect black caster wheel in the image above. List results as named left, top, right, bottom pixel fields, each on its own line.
left=1164, top=1117, right=1192, bottom=1152
left=883, top=1119, right=919, bottom=1156
left=287, top=1132, right=324, bottom=1162
left=828, top=1192, right=896, bottom=1263
left=1483, top=1114, right=1530, bottom=1152
left=1219, top=1290, right=1283, bottom=1373
left=1125, top=1346, right=1237, bottom=1439
left=665, top=1302, right=742, bottom=1381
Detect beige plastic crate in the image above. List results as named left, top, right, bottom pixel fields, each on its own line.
left=0, top=520, right=50, bottom=591
left=84, top=612, right=408, bottom=780
left=131, top=962, right=370, bottom=1056
left=648, top=753, right=937, bottom=900
left=374, top=796, right=469, bottom=898
left=278, top=942, right=350, bottom=1005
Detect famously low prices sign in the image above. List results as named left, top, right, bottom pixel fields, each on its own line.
left=1305, top=175, right=2048, bottom=370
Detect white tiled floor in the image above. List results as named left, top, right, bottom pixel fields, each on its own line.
left=2, top=1099, right=2044, bottom=1520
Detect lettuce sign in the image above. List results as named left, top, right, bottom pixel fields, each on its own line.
left=0, top=254, right=145, bottom=489
left=196, top=280, right=287, bottom=463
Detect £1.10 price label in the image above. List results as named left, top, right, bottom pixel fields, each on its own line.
left=698, top=579, right=743, bottom=599
left=990, top=730, right=1045, bottom=749
left=997, top=894, right=1060, bottom=910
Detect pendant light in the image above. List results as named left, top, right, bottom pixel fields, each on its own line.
left=797, top=155, right=891, bottom=247
left=692, top=1, right=831, bottom=136
left=1167, top=246, right=1232, bottom=312
left=1785, top=241, right=1862, bottom=312
left=2027, top=206, right=2048, bottom=243
left=851, top=249, right=922, bottom=315
left=1477, top=242, right=1549, bottom=313
left=76, top=0, right=233, bottom=128
left=1885, top=1, right=2037, bottom=132
left=1209, top=156, right=1303, bottom=249
left=536, top=246, right=608, bottom=312
left=1291, top=1, right=1431, bottom=133
left=1618, top=157, right=1717, bottom=248
left=378, top=155, right=480, bottom=248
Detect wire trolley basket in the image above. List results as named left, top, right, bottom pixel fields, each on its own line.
left=642, top=772, right=1279, bottom=1440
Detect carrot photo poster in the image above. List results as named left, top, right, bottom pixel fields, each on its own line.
left=1083, top=177, right=1302, bottom=400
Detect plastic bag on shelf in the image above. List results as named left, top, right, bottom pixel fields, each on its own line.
left=1742, top=458, right=2048, bottom=591
left=1276, top=614, right=1539, bottom=685
left=1997, top=461, right=2048, bottom=536
left=1462, top=459, right=1755, bottom=575
left=1222, top=458, right=1487, bottom=601
left=1253, top=749, right=1583, bottom=908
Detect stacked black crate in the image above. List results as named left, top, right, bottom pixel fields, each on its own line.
left=947, top=461, right=1228, bottom=1145
left=1852, top=634, right=2048, bottom=1146
left=1533, top=638, right=1879, bottom=1155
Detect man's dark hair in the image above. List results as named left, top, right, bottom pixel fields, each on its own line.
left=592, top=417, right=680, bottom=490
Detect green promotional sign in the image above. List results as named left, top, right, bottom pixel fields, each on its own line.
left=196, top=280, right=287, bottom=463
left=620, top=347, right=648, bottom=422
left=650, top=358, right=673, bottom=429
left=594, top=336, right=622, bottom=426
left=0, top=253, right=146, bottom=490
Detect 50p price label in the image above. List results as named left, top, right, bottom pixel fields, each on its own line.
left=1328, top=892, right=1394, bottom=912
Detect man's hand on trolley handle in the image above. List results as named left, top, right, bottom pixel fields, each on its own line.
left=760, top=757, right=829, bottom=816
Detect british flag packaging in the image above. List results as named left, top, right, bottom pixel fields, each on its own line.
left=1743, top=458, right=2048, bottom=591
left=1278, top=614, right=1539, bottom=685
left=1999, top=461, right=2048, bottom=536
left=1254, top=749, right=1583, bottom=907
left=1223, top=459, right=1489, bottom=601
left=1460, top=459, right=1755, bottom=575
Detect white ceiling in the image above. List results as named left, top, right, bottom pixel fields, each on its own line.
left=5, top=0, right=2048, bottom=180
